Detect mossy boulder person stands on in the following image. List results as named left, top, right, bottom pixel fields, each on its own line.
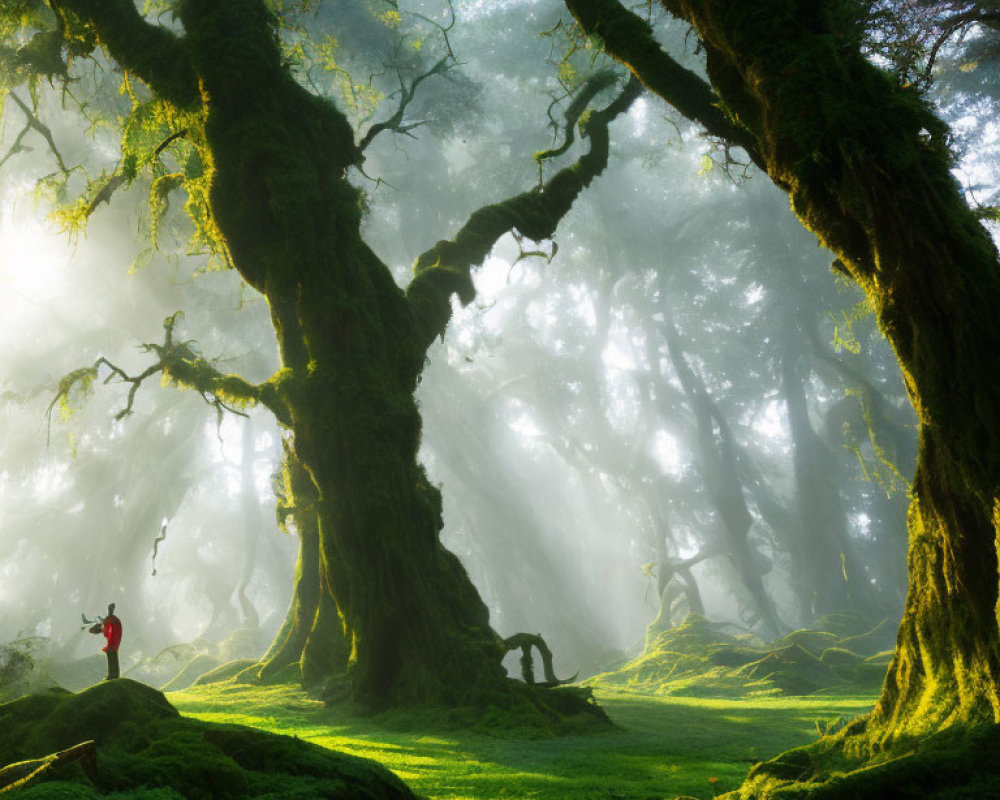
left=0, top=679, right=418, bottom=799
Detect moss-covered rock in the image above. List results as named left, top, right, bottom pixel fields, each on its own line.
left=192, top=658, right=258, bottom=686
left=0, top=679, right=417, bottom=799
left=736, top=646, right=838, bottom=695
left=588, top=613, right=895, bottom=698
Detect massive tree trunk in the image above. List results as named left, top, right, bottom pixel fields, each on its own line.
left=565, top=0, right=1000, bottom=749
left=50, top=0, right=635, bottom=705
left=171, top=0, right=505, bottom=705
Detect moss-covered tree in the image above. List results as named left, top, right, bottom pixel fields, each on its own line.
left=564, top=0, right=1000, bottom=781
left=4, top=0, right=639, bottom=707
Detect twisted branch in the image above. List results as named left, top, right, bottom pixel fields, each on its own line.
left=561, top=0, right=762, bottom=165
left=405, top=73, right=642, bottom=352
left=501, top=633, right=578, bottom=687
left=358, top=55, right=454, bottom=152
left=47, top=313, right=291, bottom=439
left=534, top=69, right=617, bottom=174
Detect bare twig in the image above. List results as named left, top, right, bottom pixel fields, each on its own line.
left=0, top=117, right=34, bottom=173
left=7, top=92, right=69, bottom=174
left=47, top=313, right=291, bottom=444
left=358, top=55, right=454, bottom=151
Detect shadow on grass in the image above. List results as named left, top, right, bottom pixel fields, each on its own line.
left=170, top=682, right=876, bottom=800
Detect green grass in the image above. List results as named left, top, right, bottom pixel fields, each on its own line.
left=168, top=683, right=876, bottom=800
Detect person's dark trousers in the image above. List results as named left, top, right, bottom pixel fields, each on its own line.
left=105, top=650, right=119, bottom=680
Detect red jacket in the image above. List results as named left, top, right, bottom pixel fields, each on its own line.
left=102, top=615, right=122, bottom=653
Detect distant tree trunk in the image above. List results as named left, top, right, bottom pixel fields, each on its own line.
left=236, top=414, right=262, bottom=633
left=565, top=0, right=1000, bottom=739
left=661, top=316, right=782, bottom=636
left=645, top=486, right=705, bottom=633
left=811, top=333, right=913, bottom=616
left=781, top=349, right=871, bottom=620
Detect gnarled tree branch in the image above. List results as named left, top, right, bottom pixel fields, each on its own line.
left=358, top=55, right=454, bottom=152
left=5, top=92, right=69, bottom=174
left=501, top=632, right=578, bottom=687
left=534, top=69, right=617, bottom=168
left=50, top=0, right=199, bottom=108
left=561, top=0, right=761, bottom=165
left=48, top=312, right=291, bottom=435
left=405, top=73, right=642, bottom=352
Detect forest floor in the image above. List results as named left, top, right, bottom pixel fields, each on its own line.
left=168, top=683, right=876, bottom=800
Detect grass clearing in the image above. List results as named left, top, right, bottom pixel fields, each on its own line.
left=169, top=683, right=876, bottom=799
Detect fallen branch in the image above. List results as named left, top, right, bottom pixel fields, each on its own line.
left=0, top=740, right=97, bottom=793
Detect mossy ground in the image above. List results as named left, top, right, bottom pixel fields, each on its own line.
left=168, top=681, right=876, bottom=799
left=0, top=679, right=415, bottom=799
left=589, top=615, right=894, bottom=700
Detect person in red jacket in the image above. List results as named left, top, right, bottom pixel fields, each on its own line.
left=89, top=603, right=122, bottom=680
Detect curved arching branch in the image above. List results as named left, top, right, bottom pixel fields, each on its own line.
left=533, top=69, right=617, bottom=168
left=501, top=632, right=578, bottom=687
left=561, top=0, right=762, bottom=165
left=405, top=73, right=642, bottom=352
left=921, top=8, right=1000, bottom=83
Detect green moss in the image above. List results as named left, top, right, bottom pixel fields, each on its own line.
left=733, top=719, right=1000, bottom=799
left=168, top=680, right=877, bottom=799
left=192, top=659, right=258, bottom=687
left=7, top=783, right=107, bottom=799
left=0, top=680, right=416, bottom=799
left=589, top=614, right=893, bottom=699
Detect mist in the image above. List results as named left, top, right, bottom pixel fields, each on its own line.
left=0, top=0, right=930, bottom=691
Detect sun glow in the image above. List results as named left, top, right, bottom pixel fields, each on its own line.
left=0, top=197, right=69, bottom=308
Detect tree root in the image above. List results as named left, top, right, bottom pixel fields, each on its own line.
left=501, top=633, right=578, bottom=687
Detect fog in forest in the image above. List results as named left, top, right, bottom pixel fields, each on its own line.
left=1, top=0, right=994, bottom=693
